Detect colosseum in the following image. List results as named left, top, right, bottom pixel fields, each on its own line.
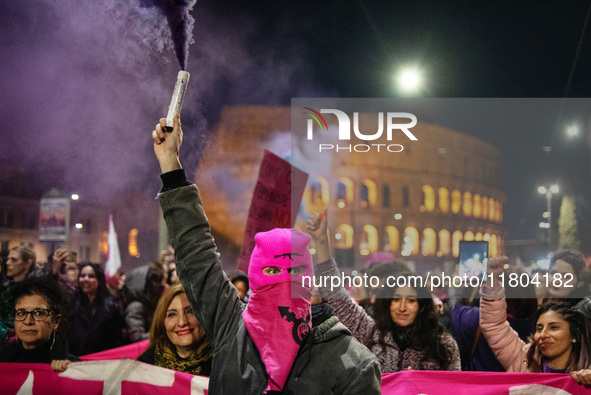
left=196, top=105, right=505, bottom=275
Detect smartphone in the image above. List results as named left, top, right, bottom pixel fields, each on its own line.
left=69, top=251, right=77, bottom=263
left=458, top=241, right=488, bottom=279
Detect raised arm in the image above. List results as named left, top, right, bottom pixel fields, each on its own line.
left=306, top=211, right=375, bottom=343
left=152, top=115, right=182, bottom=173
left=153, top=115, right=243, bottom=348
left=479, top=284, right=528, bottom=372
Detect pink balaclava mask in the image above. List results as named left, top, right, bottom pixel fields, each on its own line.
left=242, top=228, right=314, bottom=393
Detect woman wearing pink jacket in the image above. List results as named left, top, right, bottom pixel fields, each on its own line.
left=480, top=283, right=591, bottom=387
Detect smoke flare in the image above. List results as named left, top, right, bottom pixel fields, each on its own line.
left=153, top=0, right=197, bottom=70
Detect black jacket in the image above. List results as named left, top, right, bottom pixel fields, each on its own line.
left=67, top=291, right=126, bottom=356
left=0, top=331, right=80, bottom=363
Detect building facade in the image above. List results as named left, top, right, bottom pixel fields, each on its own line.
left=197, top=106, right=505, bottom=273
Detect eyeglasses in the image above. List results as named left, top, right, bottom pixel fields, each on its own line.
left=14, top=308, right=53, bottom=322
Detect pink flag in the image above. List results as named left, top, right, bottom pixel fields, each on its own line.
left=80, top=339, right=149, bottom=361
left=105, top=214, right=122, bottom=277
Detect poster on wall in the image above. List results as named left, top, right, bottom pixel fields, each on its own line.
left=39, top=198, right=70, bottom=242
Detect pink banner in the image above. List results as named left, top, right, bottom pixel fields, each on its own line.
left=382, top=370, right=591, bottom=395
left=80, top=339, right=149, bottom=361
left=238, top=149, right=308, bottom=273
left=1, top=363, right=589, bottom=395
left=0, top=360, right=209, bottom=395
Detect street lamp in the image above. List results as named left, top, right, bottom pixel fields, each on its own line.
left=567, top=125, right=579, bottom=138
left=396, top=67, right=423, bottom=94
left=538, top=184, right=559, bottom=249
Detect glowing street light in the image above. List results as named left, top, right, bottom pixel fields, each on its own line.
left=567, top=125, right=579, bottom=138
left=396, top=67, right=422, bottom=93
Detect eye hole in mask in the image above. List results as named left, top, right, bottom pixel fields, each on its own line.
left=262, top=265, right=307, bottom=276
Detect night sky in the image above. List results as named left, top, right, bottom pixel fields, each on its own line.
left=1, top=0, right=591, bottom=246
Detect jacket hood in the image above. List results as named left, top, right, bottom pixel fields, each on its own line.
left=123, top=265, right=149, bottom=302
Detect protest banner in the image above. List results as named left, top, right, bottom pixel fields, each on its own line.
left=0, top=360, right=209, bottom=395
left=238, top=150, right=308, bottom=273
left=80, top=339, right=149, bottom=361
left=2, top=361, right=590, bottom=395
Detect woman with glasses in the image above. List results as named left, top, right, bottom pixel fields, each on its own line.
left=0, top=277, right=80, bottom=371
left=138, top=283, right=213, bottom=376
left=67, top=263, right=126, bottom=356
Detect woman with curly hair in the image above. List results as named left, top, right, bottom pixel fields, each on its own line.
left=0, top=277, right=80, bottom=371
left=307, top=211, right=460, bottom=372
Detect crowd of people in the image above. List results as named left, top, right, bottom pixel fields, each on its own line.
left=0, top=113, right=590, bottom=393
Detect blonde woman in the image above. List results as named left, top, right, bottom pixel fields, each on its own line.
left=138, top=283, right=213, bottom=375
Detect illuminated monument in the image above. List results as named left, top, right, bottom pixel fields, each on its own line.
left=196, top=106, right=505, bottom=272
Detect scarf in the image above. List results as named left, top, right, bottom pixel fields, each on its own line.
left=154, top=339, right=213, bottom=376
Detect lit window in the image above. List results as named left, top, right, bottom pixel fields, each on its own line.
left=451, top=190, right=461, bottom=214
left=473, top=194, right=481, bottom=218
left=128, top=228, right=140, bottom=258
left=491, top=235, right=498, bottom=256
left=488, top=198, right=496, bottom=221
left=422, top=228, right=436, bottom=255
left=403, top=227, right=419, bottom=256
left=100, top=231, right=109, bottom=255
left=336, top=224, right=354, bottom=249
left=362, top=225, right=378, bottom=253
left=438, top=188, right=450, bottom=213
left=385, top=226, right=399, bottom=252
left=422, top=186, right=435, bottom=212
left=463, top=192, right=473, bottom=217
left=439, top=229, right=451, bottom=256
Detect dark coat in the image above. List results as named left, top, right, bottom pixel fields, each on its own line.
left=159, top=183, right=382, bottom=395
left=67, top=291, right=126, bottom=356
left=0, top=331, right=80, bottom=363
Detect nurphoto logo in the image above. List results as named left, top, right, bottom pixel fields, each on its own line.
left=302, top=107, right=418, bottom=153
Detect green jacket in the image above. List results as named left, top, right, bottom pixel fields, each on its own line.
left=159, top=182, right=382, bottom=394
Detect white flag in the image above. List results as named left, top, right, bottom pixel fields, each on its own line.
left=105, top=214, right=122, bottom=277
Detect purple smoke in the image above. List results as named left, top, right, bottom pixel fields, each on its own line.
left=152, top=0, right=197, bottom=70
left=0, top=0, right=320, bottom=206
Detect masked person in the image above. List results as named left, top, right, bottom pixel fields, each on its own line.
left=152, top=115, right=381, bottom=394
